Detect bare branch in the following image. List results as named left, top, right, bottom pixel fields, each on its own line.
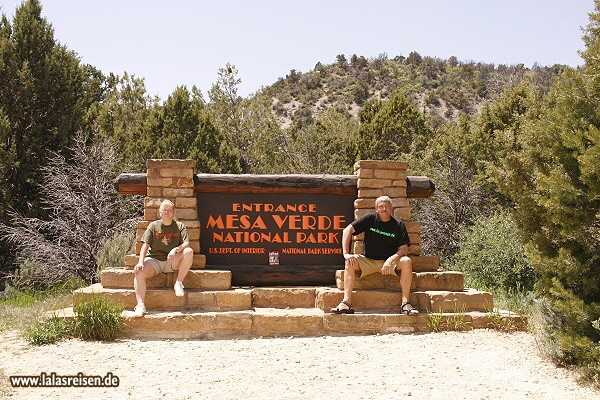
left=0, top=131, right=142, bottom=288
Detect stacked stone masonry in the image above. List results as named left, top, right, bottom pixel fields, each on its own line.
left=129, top=159, right=206, bottom=269
left=353, top=160, right=420, bottom=256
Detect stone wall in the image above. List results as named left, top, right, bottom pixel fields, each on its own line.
left=353, top=160, right=421, bottom=256
left=126, top=159, right=206, bottom=269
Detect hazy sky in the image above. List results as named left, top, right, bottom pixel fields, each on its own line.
left=1, top=0, right=595, bottom=99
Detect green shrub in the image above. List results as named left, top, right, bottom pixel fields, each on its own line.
left=72, top=296, right=124, bottom=341
left=450, top=210, right=537, bottom=292
left=25, top=315, right=71, bottom=345
left=491, top=285, right=537, bottom=315
left=19, top=295, right=124, bottom=345
left=95, top=232, right=134, bottom=273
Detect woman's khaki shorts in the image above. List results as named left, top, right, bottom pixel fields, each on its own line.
left=353, top=254, right=398, bottom=277
left=144, top=257, right=175, bottom=275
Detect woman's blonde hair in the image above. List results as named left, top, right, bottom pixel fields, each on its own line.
left=159, top=199, right=175, bottom=212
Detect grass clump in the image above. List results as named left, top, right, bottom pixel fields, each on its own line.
left=25, top=315, right=72, bottom=345
left=21, top=295, right=124, bottom=345
left=486, top=308, right=526, bottom=332
left=72, top=296, right=124, bottom=341
left=426, top=305, right=470, bottom=332
left=3, top=279, right=124, bottom=345
left=447, top=305, right=470, bottom=331
left=427, top=311, right=443, bottom=332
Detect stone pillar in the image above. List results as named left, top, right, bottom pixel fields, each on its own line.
left=353, top=160, right=421, bottom=256
left=130, top=159, right=206, bottom=269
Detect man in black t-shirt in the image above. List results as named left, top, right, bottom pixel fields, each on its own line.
left=330, top=195, right=418, bottom=315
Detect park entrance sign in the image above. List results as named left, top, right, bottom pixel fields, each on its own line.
left=114, top=160, right=434, bottom=286
left=198, top=193, right=353, bottom=265
left=193, top=173, right=357, bottom=285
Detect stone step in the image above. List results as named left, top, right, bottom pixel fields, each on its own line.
left=415, top=289, right=494, bottom=312
left=101, top=269, right=232, bottom=290
left=122, top=255, right=438, bottom=271
left=73, top=284, right=252, bottom=311
left=75, top=285, right=322, bottom=311
left=53, top=307, right=526, bottom=339
left=74, top=283, right=490, bottom=313
left=407, top=255, right=440, bottom=271
left=315, top=287, right=492, bottom=313
left=124, top=253, right=206, bottom=269
left=251, top=287, right=318, bottom=308
left=335, top=270, right=464, bottom=291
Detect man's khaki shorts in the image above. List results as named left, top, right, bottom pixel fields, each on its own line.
left=144, top=257, right=175, bottom=275
left=353, top=254, right=398, bottom=277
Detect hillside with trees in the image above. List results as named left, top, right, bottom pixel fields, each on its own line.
left=0, top=0, right=598, bottom=385
left=264, top=53, right=563, bottom=130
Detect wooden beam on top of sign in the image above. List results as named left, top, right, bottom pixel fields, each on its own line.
left=113, top=173, right=435, bottom=198
left=194, top=174, right=354, bottom=195
left=113, top=173, right=147, bottom=194
left=194, top=174, right=357, bottom=195
left=406, top=176, right=436, bottom=198
left=195, top=184, right=356, bottom=195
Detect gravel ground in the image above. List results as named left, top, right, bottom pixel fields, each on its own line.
left=1, top=329, right=598, bottom=400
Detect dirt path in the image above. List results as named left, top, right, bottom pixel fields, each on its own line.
left=1, top=329, right=598, bottom=399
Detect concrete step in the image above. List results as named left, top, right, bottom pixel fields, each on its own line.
left=335, top=270, right=464, bottom=291
left=53, top=307, right=526, bottom=339
left=73, top=284, right=252, bottom=311
left=101, top=269, right=232, bottom=290
left=315, top=287, right=492, bottom=313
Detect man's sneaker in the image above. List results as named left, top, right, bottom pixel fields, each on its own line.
left=174, top=281, right=185, bottom=297
left=132, top=304, right=146, bottom=317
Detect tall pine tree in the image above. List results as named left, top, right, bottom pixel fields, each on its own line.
left=500, top=1, right=600, bottom=381
left=0, top=0, right=101, bottom=216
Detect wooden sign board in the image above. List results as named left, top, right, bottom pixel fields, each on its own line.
left=197, top=192, right=355, bottom=267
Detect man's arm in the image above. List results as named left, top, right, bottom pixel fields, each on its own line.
left=381, top=244, right=408, bottom=275
left=342, top=224, right=358, bottom=268
left=342, top=224, right=355, bottom=255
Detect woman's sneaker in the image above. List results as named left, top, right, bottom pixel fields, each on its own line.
left=174, top=281, right=185, bottom=297
left=132, top=304, right=146, bottom=317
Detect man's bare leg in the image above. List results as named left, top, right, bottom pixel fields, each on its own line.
left=335, top=256, right=360, bottom=311
left=397, top=256, right=418, bottom=313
